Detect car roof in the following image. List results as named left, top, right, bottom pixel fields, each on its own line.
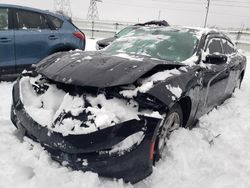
left=180, top=26, right=232, bottom=41
left=0, top=3, right=66, bottom=20
left=134, top=20, right=169, bottom=27
left=131, top=25, right=230, bottom=40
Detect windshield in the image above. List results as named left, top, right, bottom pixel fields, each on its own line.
left=106, top=27, right=199, bottom=62
left=116, top=26, right=138, bottom=38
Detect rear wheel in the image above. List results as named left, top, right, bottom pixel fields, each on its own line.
left=154, top=103, right=183, bottom=162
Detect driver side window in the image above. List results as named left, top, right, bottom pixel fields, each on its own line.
left=206, top=38, right=223, bottom=54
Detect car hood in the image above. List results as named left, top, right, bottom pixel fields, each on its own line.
left=36, top=51, right=183, bottom=88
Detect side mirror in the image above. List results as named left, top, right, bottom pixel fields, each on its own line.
left=205, top=54, right=227, bottom=65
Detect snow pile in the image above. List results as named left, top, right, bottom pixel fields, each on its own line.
left=120, top=68, right=181, bottom=98
left=114, top=53, right=144, bottom=61
left=82, top=56, right=93, bottom=60
left=20, top=76, right=66, bottom=126
left=86, top=94, right=139, bottom=128
left=166, top=85, right=182, bottom=99
left=181, top=54, right=199, bottom=66
left=19, top=76, right=140, bottom=136
left=0, top=37, right=249, bottom=188
left=85, top=37, right=99, bottom=51
left=70, top=52, right=81, bottom=57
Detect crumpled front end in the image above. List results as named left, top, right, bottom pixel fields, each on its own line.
left=11, top=71, right=165, bottom=183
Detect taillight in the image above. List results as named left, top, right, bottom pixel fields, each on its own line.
left=73, top=31, right=85, bottom=41
left=149, top=141, right=155, bottom=161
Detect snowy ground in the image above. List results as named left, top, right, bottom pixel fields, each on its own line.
left=0, top=39, right=249, bottom=188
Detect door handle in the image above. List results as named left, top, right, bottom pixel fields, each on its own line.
left=0, top=37, right=11, bottom=43
left=48, top=35, right=58, bottom=40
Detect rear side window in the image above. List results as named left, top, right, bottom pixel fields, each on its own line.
left=47, top=15, right=63, bottom=29
left=221, top=39, right=235, bottom=54
left=15, top=10, right=50, bottom=30
left=0, top=8, right=8, bottom=30
left=206, top=38, right=223, bottom=54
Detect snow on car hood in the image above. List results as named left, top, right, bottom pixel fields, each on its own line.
left=35, top=51, right=183, bottom=88
left=19, top=75, right=141, bottom=136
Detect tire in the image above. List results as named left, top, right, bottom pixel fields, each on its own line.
left=236, top=76, right=242, bottom=89
left=234, top=76, right=242, bottom=92
left=154, top=103, right=183, bottom=163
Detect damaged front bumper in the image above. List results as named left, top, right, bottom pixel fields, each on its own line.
left=11, top=76, right=162, bottom=183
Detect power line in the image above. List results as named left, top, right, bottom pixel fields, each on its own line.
left=104, top=0, right=249, bottom=28
left=152, top=0, right=205, bottom=5
left=153, top=0, right=250, bottom=8
left=105, top=0, right=250, bottom=12
left=180, top=0, right=250, bottom=4
left=103, top=0, right=250, bottom=18
left=104, top=0, right=205, bottom=13
left=213, top=0, right=250, bottom=4
left=211, top=3, right=250, bottom=9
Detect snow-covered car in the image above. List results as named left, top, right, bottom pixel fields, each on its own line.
left=96, top=20, right=169, bottom=50
left=11, top=26, right=247, bottom=183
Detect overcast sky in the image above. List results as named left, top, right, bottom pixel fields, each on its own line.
left=0, top=0, right=249, bottom=29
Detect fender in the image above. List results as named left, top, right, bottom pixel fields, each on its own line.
left=146, top=67, right=202, bottom=127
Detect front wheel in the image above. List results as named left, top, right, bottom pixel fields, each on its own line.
left=154, top=103, right=183, bottom=162
left=234, top=76, right=242, bottom=92
left=236, top=76, right=242, bottom=89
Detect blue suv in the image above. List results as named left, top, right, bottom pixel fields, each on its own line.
left=0, top=4, right=85, bottom=79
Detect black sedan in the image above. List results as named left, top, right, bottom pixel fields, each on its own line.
left=11, top=26, right=246, bottom=183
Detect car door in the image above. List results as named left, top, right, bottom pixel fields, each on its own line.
left=221, top=38, right=242, bottom=95
left=0, top=7, right=15, bottom=75
left=13, top=8, right=60, bottom=73
left=201, top=37, right=230, bottom=113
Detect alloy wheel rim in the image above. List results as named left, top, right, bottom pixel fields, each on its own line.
left=158, top=112, right=180, bottom=156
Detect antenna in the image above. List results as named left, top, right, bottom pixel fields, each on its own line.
left=87, top=0, right=102, bottom=21
left=54, top=0, right=72, bottom=18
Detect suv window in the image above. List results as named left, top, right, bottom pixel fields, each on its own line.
left=16, top=10, right=50, bottom=30
left=47, top=15, right=63, bottom=29
left=221, top=39, right=235, bottom=54
left=206, top=38, right=223, bottom=54
left=0, top=8, right=8, bottom=30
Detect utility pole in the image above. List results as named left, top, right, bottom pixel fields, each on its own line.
left=158, top=10, right=161, bottom=20
left=87, top=0, right=102, bottom=21
left=87, top=0, right=102, bottom=38
left=54, top=0, right=72, bottom=18
left=204, top=0, right=211, bottom=28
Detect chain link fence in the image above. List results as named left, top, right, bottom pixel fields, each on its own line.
left=73, top=19, right=250, bottom=52
left=73, top=18, right=133, bottom=39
